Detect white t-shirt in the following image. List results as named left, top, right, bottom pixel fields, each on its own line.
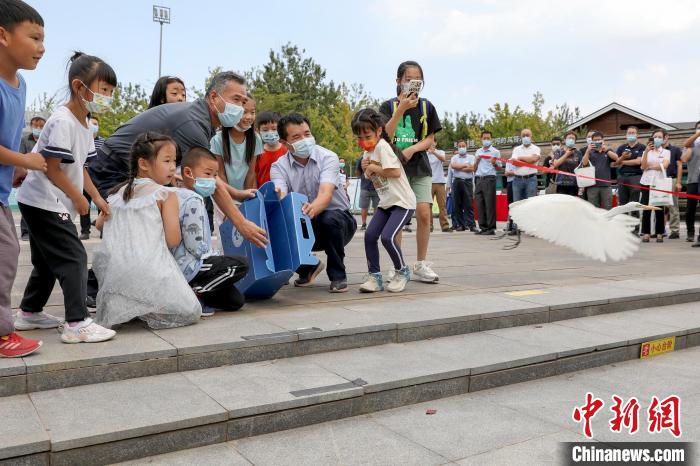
left=427, top=150, right=446, bottom=184
left=510, top=144, right=541, bottom=176
left=365, top=139, right=416, bottom=210
left=17, top=106, right=96, bottom=219
left=640, top=148, right=671, bottom=186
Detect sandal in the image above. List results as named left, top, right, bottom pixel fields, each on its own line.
left=642, top=235, right=650, bottom=243
left=656, top=235, right=664, bottom=243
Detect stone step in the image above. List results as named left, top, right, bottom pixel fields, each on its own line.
left=2, top=302, right=699, bottom=465
left=2, top=275, right=699, bottom=398
left=1, top=277, right=697, bottom=397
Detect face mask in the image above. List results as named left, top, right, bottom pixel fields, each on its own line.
left=565, top=138, right=575, bottom=148
left=521, top=137, right=531, bottom=145
left=482, top=139, right=492, bottom=147
left=586, top=137, right=593, bottom=145
left=80, top=81, right=113, bottom=114
left=233, top=123, right=252, bottom=132
left=458, top=147, right=467, bottom=155
left=653, top=137, right=664, bottom=147
left=261, top=131, right=279, bottom=144
left=552, top=145, right=561, bottom=151
left=215, top=95, right=244, bottom=128
left=291, top=136, right=316, bottom=159
left=31, top=128, right=41, bottom=138
left=193, top=177, right=216, bottom=198
left=89, top=123, right=99, bottom=136
left=357, top=138, right=378, bottom=152
left=339, top=162, right=345, bottom=169
left=626, top=135, right=637, bottom=143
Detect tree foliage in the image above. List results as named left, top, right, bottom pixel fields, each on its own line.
left=435, top=92, right=582, bottom=149
left=96, top=83, right=148, bottom=137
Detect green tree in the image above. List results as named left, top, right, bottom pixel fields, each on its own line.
left=98, top=83, right=148, bottom=136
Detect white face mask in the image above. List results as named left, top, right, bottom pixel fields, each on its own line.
left=291, top=136, right=316, bottom=159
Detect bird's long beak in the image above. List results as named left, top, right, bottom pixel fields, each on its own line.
left=642, top=205, right=662, bottom=211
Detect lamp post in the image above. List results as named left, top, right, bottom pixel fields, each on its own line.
left=152, top=5, right=170, bottom=78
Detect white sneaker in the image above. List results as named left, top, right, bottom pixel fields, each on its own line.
left=14, top=311, right=64, bottom=330
left=387, top=266, right=411, bottom=293
left=61, top=318, right=116, bottom=344
left=412, top=261, right=439, bottom=283
left=386, top=269, right=396, bottom=282
left=359, top=273, right=384, bottom=293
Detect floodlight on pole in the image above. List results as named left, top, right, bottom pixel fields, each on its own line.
left=152, top=5, right=170, bottom=78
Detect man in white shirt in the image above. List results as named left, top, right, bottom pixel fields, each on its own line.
left=427, top=143, right=451, bottom=232
left=510, top=128, right=541, bottom=203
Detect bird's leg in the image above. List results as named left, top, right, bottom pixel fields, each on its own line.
left=502, top=230, right=521, bottom=250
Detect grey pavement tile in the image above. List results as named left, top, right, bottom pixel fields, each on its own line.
left=29, top=373, right=227, bottom=451
left=369, top=395, right=562, bottom=461
left=150, top=312, right=295, bottom=355
left=0, top=354, right=26, bottom=377
left=485, top=323, right=627, bottom=357
left=232, top=415, right=451, bottom=466
left=20, top=321, right=176, bottom=373
left=553, top=310, right=687, bottom=345
left=0, top=395, right=50, bottom=459
left=114, top=442, right=252, bottom=466
left=253, top=304, right=396, bottom=339
left=454, top=429, right=589, bottom=466
left=184, top=359, right=363, bottom=418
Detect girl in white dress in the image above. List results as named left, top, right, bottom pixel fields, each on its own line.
left=93, top=132, right=201, bottom=329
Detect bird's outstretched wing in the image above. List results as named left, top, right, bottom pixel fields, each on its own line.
left=509, top=194, right=640, bottom=262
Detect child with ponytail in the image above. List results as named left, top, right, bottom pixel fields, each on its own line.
left=352, top=108, right=416, bottom=293
left=93, top=132, right=201, bottom=329
left=15, top=51, right=116, bottom=343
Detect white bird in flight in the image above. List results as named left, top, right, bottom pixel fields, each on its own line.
left=506, top=194, right=661, bottom=262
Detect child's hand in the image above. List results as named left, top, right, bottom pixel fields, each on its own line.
left=364, top=165, right=376, bottom=177
left=397, top=92, right=419, bottom=113
left=242, top=189, right=257, bottom=199
left=275, top=186, right=286, bottom=199
left=12, top=167, right=27, bottom=187
left=74, top=195, right=90, bottom=216
left=21, top=153, right=47, bottom=172
left=361, top=157, right=370, bottom=170
left=93, top=196, right=111, bottom=219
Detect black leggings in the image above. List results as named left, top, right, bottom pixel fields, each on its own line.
left=365, top=206, right=413, bottom=273
left=640, top=189, right=665, bottom=235
left=190, top=256, right=249, bottom=310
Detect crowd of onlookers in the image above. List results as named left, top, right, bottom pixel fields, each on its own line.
left=355, top=123, right=700, bottom=244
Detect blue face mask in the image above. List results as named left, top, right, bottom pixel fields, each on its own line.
left=261, top=131, right=279, bottom=144
left=626, top=135, right=637, bottom=143
left=521, top=137, right=531, bottom=145
left=565, top=138, right=576, bottom=148
left=89, top=123, right=99, bottom=136
left=458, top=147, right=467, bottom=155
left=653, top=137, right=664, bottom=147
left=193, top=177, right=216, bottom=198
left=291, top=136, right=316, bottom=159
left=31, top=128, right=41, bottom=138
left=482, top=139, right=492, bottom=147
left=586, top=137, right=593, bottom=145
left=215, top=95, right=244, bottom=128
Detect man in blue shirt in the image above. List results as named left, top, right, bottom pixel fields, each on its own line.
left=449, top=140, right=476, bottom=231
left=271, top=113, right=357, bottom=293
left=473, top=130, right=501, bottom=235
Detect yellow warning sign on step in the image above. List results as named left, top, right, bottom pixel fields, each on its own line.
left=506, top=290, right=548, bottom=297
left=640, top=336, right=675, bottom=359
